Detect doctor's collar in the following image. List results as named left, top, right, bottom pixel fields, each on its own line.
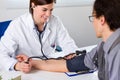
left=34, top=22, right=48, bottom=33
left=33, top=17, right=49, bottom=31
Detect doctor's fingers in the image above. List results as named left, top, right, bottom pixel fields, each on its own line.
left=22, top=67, right=31, bottom=73
left=64, top=53, right=76, bottom=60
left=16, top=54, right=29, bottom=62
left=21, top=62, right=32, bottom=73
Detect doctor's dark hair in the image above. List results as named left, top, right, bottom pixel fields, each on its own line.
left=93, top=0, right=120, bottom=31
left=29, top=0, right=56, bottom=14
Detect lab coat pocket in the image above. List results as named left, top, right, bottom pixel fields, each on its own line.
left=42, top=41, right=56, bottom=56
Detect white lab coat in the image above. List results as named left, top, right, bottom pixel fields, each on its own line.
left=0, top=12, right=78, bottom=71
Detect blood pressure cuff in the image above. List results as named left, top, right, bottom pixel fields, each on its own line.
left=66, top=52, right=89, bottom=72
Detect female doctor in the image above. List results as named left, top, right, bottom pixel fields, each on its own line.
left=0, top=0, right=78, bottom=72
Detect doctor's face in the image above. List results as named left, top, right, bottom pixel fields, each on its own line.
left=32, top=3, right=54, bottom=25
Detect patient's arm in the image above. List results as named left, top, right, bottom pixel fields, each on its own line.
left=16, top=54, right=68, bottom=72
left=31, top=59, right=69, bottom=72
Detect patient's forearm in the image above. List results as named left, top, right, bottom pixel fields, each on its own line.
left=31, top=59, right=69, bottom=72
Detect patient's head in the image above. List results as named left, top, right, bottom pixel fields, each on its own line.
left=93, top=0, right=120, bottom=31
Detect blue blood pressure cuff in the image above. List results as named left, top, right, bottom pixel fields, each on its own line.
left=66, top=51, right=90, bottom=72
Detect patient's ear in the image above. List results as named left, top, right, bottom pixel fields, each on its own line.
left=100, top=15, right=105, bottom=25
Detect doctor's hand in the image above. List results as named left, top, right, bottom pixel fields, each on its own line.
left=15, top=54, right=32, bottom=73
left=14, top=61, right=32, bottom=73
left=16, top=54, right=29, bottom=62
left=64, top=53, right=76, bottom=60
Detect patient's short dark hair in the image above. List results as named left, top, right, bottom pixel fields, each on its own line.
left=93, top=0, right=120, bottom=31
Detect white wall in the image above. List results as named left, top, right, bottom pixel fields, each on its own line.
left=53, top=6, right=101, bottom=47
left=0, top=1, right=101, bottom=47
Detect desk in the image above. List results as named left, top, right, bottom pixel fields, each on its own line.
left=0, top=70, right=98, bottom=80
left=0, top=45, right=98, bottom=80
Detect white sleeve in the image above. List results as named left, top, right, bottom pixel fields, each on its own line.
left=0, top=21, right=18, bottom=71
left=55, top=17, right=78, bottom=55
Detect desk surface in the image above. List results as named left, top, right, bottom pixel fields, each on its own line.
left=0, top=70, right=98, bottom=80
left=0, top=45, right=98, bottom=80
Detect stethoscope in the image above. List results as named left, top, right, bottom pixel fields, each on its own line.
left=25, top=49, right=87, bottom=64
left=36, top=23, right=48, bottom=59
left=25, top=23, right=49, bottom=64
left=25, top=22, right=63, bottom=63
left=25, top=22, right=87, bottom=63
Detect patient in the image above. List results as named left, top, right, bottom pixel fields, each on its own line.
left=17, top=0, right=120, bottom=80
